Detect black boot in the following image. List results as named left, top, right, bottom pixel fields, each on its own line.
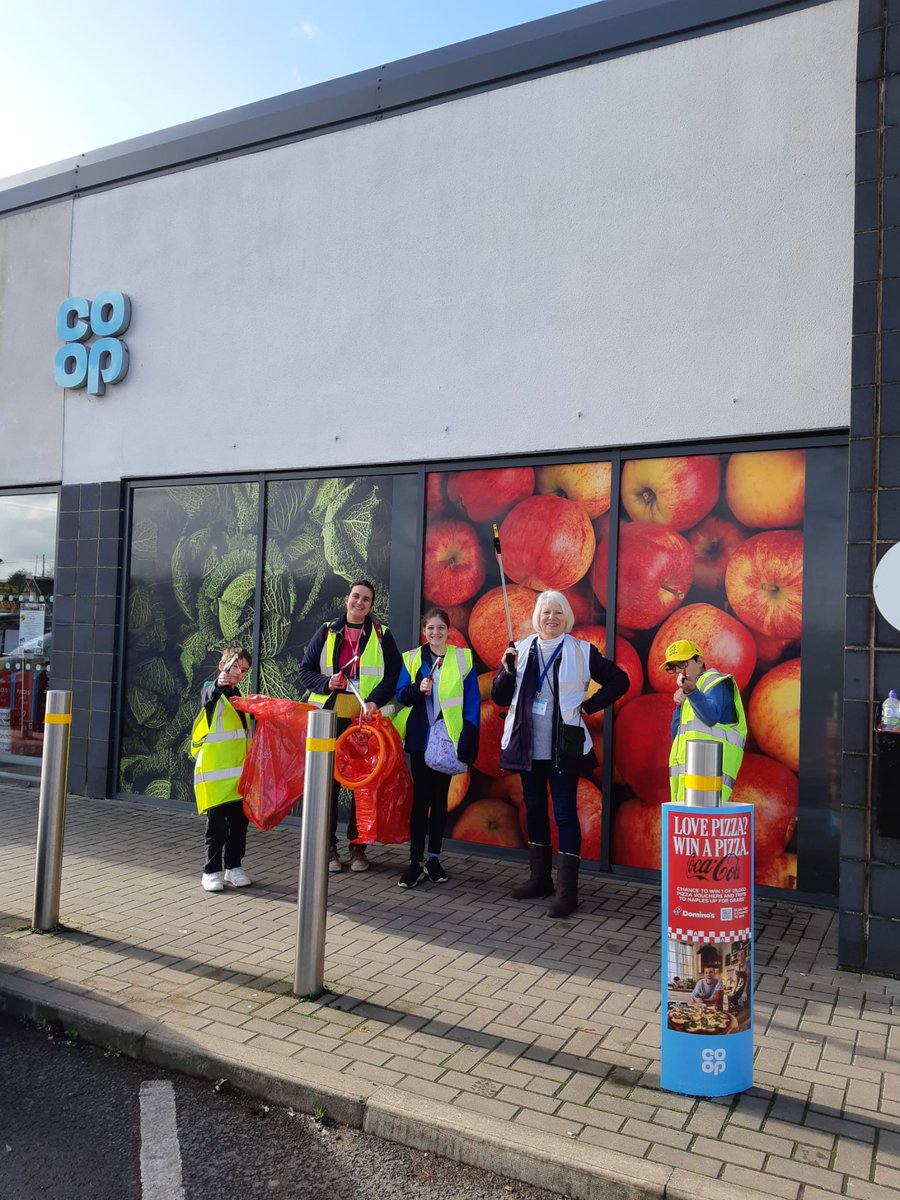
left=548, top=853, right=580, bottom=918
left=511, top=843, right=554, bottom=899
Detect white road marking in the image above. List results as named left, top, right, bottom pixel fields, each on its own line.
left=139, top=1080, right=186, bottom=1200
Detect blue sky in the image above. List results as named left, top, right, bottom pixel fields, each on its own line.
left=0, top=1, right=589, bottom=181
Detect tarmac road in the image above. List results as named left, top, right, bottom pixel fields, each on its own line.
left=0, top=1015, right=588, bottom=1200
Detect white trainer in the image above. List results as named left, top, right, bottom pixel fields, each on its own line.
left=201, top=871, right=224, bottom=892
left=224, top=866, right=252, bottom=888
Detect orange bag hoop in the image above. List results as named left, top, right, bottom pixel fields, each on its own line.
left=334, top=718, right=389, bottom=789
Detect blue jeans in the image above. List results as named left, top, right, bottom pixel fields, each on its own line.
left=520, top=760, right=580, bottom=856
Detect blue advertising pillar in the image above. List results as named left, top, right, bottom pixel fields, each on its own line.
left=660, top=803, right=754, bottom=1096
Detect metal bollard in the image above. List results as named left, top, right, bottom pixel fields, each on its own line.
left=33, top=690, right=73, bottom=931
left=684, top=739, right=723, bottom=807
left=294, top=707, right=337, bottom=998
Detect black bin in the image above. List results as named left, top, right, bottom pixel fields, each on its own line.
left=875, top=725, right=900, bottom=839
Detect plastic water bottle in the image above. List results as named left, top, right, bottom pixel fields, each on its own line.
left=882, top=690, right=900, bottom=729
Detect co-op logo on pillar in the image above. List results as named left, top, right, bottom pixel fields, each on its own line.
left=53, top=291, right=131, bottom=396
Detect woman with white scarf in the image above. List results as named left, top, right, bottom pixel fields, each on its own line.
left=491, top=591, right=629, bottom=917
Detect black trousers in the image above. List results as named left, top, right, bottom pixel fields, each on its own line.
left=520, top=759, right=580, bottom=855
left=408, top=751, right=451, bottom=863
left=204, top=800, right=248, bottom=873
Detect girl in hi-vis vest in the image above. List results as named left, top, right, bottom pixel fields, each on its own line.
left=393, top=607, right=480, bottom=889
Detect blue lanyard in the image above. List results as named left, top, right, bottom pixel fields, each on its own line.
left=536, top=642, right=563, bottom=693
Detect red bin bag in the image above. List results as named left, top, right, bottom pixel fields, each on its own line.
left=351, top=715, right=413, bottom=846
left=232, top=695, right=315, bottom=831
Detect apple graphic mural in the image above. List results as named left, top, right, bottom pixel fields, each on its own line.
left=725, top=449, right=805, bottom=528
left=562, top=583, right=598, bottom=626
left=452, top=798, right=525, bottom=848
left=444, top=602, right=471, bottom=638
left=477, top=671, right=495, bottom=701
left=593, top=520, right=694, bottom=630
left=535, top=461, right=612, bottom=519
left=612, top=692, right=675, bottom=807
left=750, top=628, right=793, bottom=670
left=756, top=851, right=797, bottom=889
left=571, top=625, right=644, bottom=727
left=484, top=772, right=524, bottom=809
left=448, top=769, right=471, bottom=813
left=612, top=797, right=662, bottom=870
left=725, top=530, right=803, bottom=640
left=728, top=751, right=798, bottom=864
left=747, top=658, right=801, bottom=772
left=447, top=467, right=535, bottom=523
left=426, top=472, right=447, bottom=517
left=499, top=495, right=596, bottom=591
left=422, top=519, right=486, bottom=606
left=684, top=515, right=747, bottom=591
left=646, top=603, right=757, bottom=693
left=473, top=698, right=507, bottom=777
left=621, top=455, right=721, bottom=530
left=469, top=585, right=538, bottom=669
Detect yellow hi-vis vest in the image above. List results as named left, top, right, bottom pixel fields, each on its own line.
left=191, top=695, right=250, bottom=813
left=306, top=622, right=395, bottom=716
left=393, top=645, right=473, bottom=745
left=669, top=669, right=747, bottom=804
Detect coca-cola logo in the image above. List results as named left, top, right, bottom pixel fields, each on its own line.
left=686, top=853, right=741, bottom=882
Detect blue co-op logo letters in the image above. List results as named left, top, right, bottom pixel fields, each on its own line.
left=54, top=291, right=131, bottom=396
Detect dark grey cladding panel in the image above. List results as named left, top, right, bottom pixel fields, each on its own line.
left=0, top=0, right=831, bottom=215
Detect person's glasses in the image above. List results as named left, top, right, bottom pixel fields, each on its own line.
left=665, top=662, right=687, bottom=674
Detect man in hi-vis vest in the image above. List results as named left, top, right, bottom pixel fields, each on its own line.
left=665, top=639, right=747, bottom=804
left=191, top=646, right=253, bottom=892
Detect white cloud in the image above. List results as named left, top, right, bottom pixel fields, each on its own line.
left=289, top=20, right=321, bottom=41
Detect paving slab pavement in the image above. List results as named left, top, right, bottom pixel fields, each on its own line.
left=0, top=782, right=898, bottom=1200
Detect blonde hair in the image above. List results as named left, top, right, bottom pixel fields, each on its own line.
left=531, top=590, right=575, bottom=635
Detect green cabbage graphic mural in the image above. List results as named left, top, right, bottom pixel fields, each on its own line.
left=118, top=476, right=394, bottom=803
left=260, top=478, right=392, bottom=699
left=118, top=483, right=260, bottom=803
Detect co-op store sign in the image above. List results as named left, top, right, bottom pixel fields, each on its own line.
left=53, top=291, right=131, bottom=396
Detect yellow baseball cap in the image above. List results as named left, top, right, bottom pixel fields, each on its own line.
left=661, top=639, right=702, bottom=668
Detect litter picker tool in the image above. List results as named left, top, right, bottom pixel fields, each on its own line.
left=346, top=675, right=368, bottom=717
left=492, top=523, right=517, bottom=672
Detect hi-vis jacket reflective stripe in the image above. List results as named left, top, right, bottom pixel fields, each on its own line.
left=501, top=634, right=592, bottom=757
left=393, top=645, right=473, bottom=744
left=306, top=623, right=396, bottom=717
left=669, top=669, right=747, bottom=804
left=191, top=695, right=250, bottom=813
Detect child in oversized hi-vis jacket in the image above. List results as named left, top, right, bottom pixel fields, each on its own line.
left=190, top=646, right=253, bottom=892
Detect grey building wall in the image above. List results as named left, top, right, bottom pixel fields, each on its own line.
left=841, top=0, right=900, bottom=971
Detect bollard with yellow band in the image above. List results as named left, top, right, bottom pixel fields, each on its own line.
left=294, top=707, right=337, bottom=998
left=33, top=690, right=73, bottom=931
left=684, top=740, right=723, bottom=808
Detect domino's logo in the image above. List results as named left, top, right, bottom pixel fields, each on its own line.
left=54, top=291, right=131, bottom=396
left=701, top=1048, right=726, bottom=1076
